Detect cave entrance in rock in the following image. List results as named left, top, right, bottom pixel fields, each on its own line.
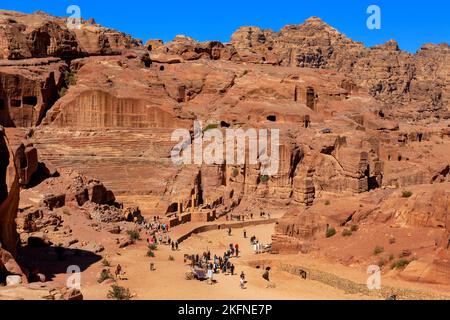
left=23, top=96, right=38, bottom=106
left=304, top=115, right=310, bottom=128
left=0, top=138, right=9, bottom=203
left=418, top=133, right=423, bottom=142
left=368, top=176, right=380, bottom=190
left=31, top=31, right=51, bottom=57
left=167, top=202, right=178, bottom=214
left=267, top=115, right=277, bottom=122
left=220, top=121, right=230, bottom=128
left=306, top=87, right=315, bottom=110
left=10, top=100, right=21, bottom=108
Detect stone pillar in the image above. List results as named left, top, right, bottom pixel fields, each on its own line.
left=177, top=200, right=182, bottom=215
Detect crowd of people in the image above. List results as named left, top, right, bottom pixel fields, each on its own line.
left=139, top=212, right=275, bottom=289
left=138, top=215, right=169, bottom=234
left=185, top=242, right=248, bottom=288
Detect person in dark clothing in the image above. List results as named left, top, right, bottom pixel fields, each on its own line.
left=243, top=229, right=247, bottom=238
left=262, top=267, right=271, bottom=282
left=230, top=264, right=235, bottom=275
left=262, top=270, right=270, bottom=282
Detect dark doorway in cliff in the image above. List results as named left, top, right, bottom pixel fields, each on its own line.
left=368, top=176, right=380, bottom=190
left=10, top=100, right=21, bottom=108
left=166, top=202, right=178, bottom=213
left=220, top=121, right=230, bottom=128
left=159, top=65, right=165, bottom=71
left=23, top=96, right=38, bottom=106
left=30, top=30, right=51, bottom=58
left=267, top=115, right=277, bottom=122
left=306, top=87, right=315, bottom=109
left=418, top=133, right=423, bottom=142
left=0, top=138, right=9, bottom=203
left=289, top=148, right=303, bottom=179
left=304, top=115, right=310, bottom=128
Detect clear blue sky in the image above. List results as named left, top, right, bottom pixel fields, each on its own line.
left=1, top=0, right=449, bottom=53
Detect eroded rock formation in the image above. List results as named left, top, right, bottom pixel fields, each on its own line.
left=0, top=126, right=23, bottom=282
left=0, top=9, right=449, bottom=287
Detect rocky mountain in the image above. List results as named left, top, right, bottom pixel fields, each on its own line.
left=0, top=9, right=449, bottom=293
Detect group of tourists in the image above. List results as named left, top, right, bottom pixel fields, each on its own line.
left=250, top=236, right=266, bottom=254
left=185, top=242, right=243, bottom=283
left=147, top=232, right=179, bottom=250
left=139, top=216, right=169, bottom=233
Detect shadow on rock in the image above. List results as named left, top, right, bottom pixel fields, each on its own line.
left=17, top=245, right=102, bottom=281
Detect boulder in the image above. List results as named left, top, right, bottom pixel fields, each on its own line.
left=6, top=275, right=22, bottom=286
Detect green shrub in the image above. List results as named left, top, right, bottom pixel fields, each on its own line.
left=391, top=258, right=410, bottom=270
left=232, top=168, right=239, bottom=177
left=402, top=191, right=413, bottom=198
left=326, top=227, right=336, bottom=238
left=127, top=230, right=140, bottom=242
left=373, top=246, right=384, bottom=255
left=148, top=243, right=158, bottom=251
left=64, top=71, right=77, bottom=86
left=98, top=269, right=113, bottom=283
left=389, top=237, right=396, bottom=244
left=378, top=258, right=387, bottom=268
left=342, top=229, right=352, bottom=237
left=107, top=284, right=132, bottom=300
left=260, top=175, right=269, bottom=183
left=147, top=249, right=155, bottom=257
left=389, top=254, right=395, bottom=261
left=59, top=87, right=68, bottom=97
left=350, top=225, right=359, bottom=232
left=101, top=258, right=111, bottom=267
left=203, top=124, right=218, bottom=132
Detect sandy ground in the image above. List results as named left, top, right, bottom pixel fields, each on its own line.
left=19, top=214, right=450, bottom=300
left=67, top=224, right=377, bottom=300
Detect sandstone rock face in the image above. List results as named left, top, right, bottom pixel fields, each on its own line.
left=0, top=58, right=66, bottom=127
left=0, top=10, right=137, bottom=60
left=230, top=17, right=450, bottom=120
left=0, top=126, right=24, bottom=283
left=0, top=283, right=82, bottom=300
left=0, top=126, right=20, bottom=256
left=0, top=10, right=449, bottom=287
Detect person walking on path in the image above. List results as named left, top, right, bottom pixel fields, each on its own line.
left=240, top=272, right=246, bottom=289
left=115, top=264, right=122, bottom=279
left=262, top=267, right=270, bottom=282
left=243, top=229, right=247, bottom=238
left=230, top=264, right=235, bottom=276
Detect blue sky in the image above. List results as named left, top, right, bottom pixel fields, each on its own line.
left=1, top=0, right=449, bottom=53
